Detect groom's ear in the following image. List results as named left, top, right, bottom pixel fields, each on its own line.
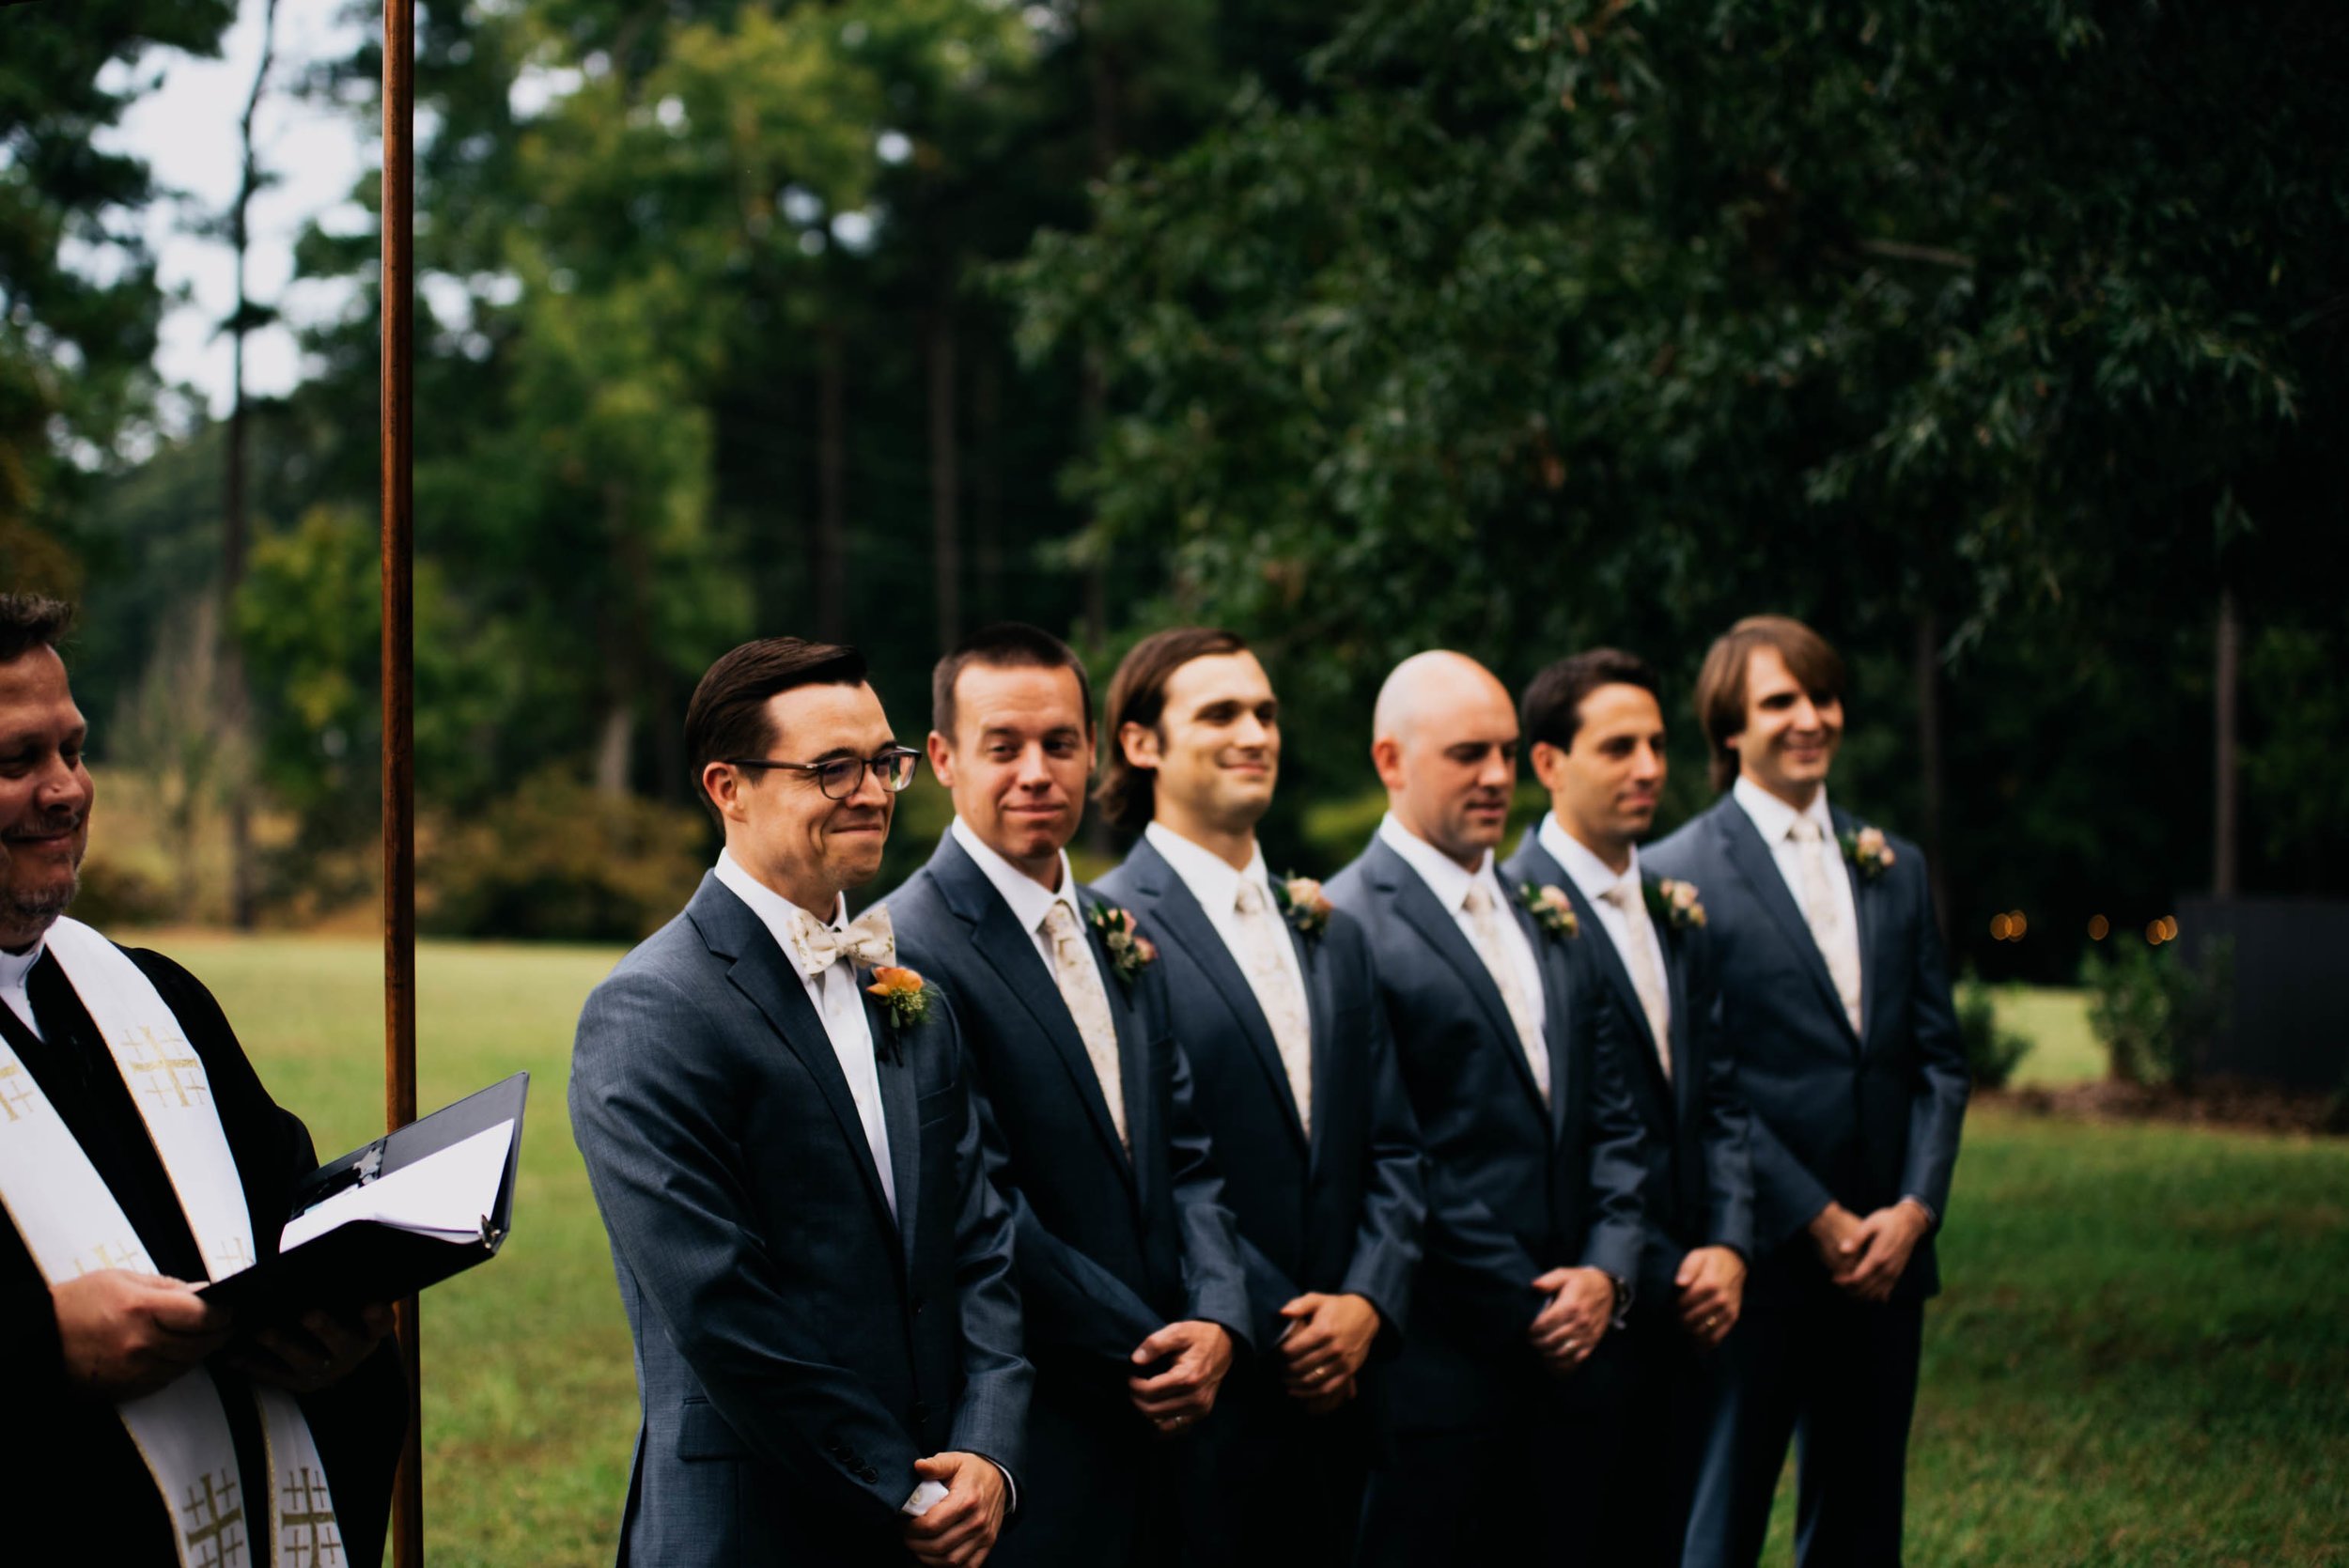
left=926, top=730, right=957, bottom=788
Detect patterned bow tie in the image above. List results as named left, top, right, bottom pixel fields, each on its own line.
left=783, top=904, right=897, bottom=979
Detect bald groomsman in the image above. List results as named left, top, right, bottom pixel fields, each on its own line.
left=1501, top=648, right=1752, bottom=1561
left=886, top=623, right=1252, bottom=1568
left=1095, top=628, right=1425, bottom=1568
left=1327, top=650, right=1646, bottom=1566
left=1647, top=615, right=1968, bottom=1567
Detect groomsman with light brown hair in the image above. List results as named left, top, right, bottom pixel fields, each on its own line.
left=1647, top=615, right=1968, bottom=1567
left=1095, top=627, right=1425, bottom=1568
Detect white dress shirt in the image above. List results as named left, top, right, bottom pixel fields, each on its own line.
left=1732, top=775, right=1859, bottom=956
left=1143, top=822, right=1310, bottom=1008
left=712, top=849, right=896, bottom=1220
left=950, top=816, right=1107, bottom=988
left=0, top=939, right=44, bottom=1040
left=1537, top=814, right=1671, bottom=1033
left=1377, top=814, right=1545, bottom=1037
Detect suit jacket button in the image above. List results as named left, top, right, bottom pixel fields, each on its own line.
left=860, top=1466, right=879, bottom=1483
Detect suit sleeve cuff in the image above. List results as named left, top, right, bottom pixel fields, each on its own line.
left=1899, top=1195, right=1939, bottom=1230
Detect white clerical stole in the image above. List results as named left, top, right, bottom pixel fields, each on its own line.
left=0, top=918, right=342, bottom=1568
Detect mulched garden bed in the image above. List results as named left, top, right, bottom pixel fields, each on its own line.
left=1985, top=1077, right=2349, bottom=1137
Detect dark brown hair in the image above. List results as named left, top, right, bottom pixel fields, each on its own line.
left=1095, top=627, right=1249, bottom=831
left=0, top=595, right=74, bottom=664
left=930, top=622, right=1094, bottom=744
left=1520, top=647, right=1661, bottom=756
left=1693, top=614, right=1846, bottom=792
left=684, top=637, right=868, bottom=818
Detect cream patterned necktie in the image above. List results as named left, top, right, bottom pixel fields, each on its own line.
left=1603, top=880, right=1673, bottom=1081
left=1042, top=902, right=1129, bottom=1152
left=781, top=903, right=896, bottom=979
left=1234, top=880, right=1315, bottom=1139
left=1462, top=883, right=1550, bottom=1104
left=1791, top=818, right=1863, bottom=1033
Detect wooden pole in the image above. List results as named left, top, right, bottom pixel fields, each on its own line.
left=381, top=1, right=421, bottom=1563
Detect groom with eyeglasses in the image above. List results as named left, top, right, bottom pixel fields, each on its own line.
left=571, top=635, right=1029, bottom=1568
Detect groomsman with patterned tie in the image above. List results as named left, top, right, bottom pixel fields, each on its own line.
left=1500, top=648, right=1753, bottom=1562
left=1093, top=628, right=1426, bottom=1568
left=1326, top=650, right=1647, bottom=1566
left=1645, top=615, right=1968, bottom=1567
left=886, top=624, right=1252, bottom=1568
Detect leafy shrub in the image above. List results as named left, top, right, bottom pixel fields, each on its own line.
left=67, top=857, right=177, bottom=928
left=2082, top=939, right=2235, bottom=1089
left=1955, top=971, right=2032, bottom=1090
left=423, top=771, right=710, bottom=942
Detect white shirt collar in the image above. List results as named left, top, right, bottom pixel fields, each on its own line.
left=1536, top=813, right=1641, bottom=907
left=1377, top=812, right=1501, bottom=914
left=1144, top=821, right=1273, bottom=915
left=951, top=815, right=1081, bottom=936
left=1733, top=774, right=1835, bottom=845
left=0, top=937, right=45, bottom=989
left=712, top=848, right=845, bottom=959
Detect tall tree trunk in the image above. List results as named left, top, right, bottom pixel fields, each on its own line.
left=1913, top=612, right=1950, bottom=939
left=816, top=323, right=848, bottom=642
left=928, top=291, right=962, bottom=652
left=974, top=349, right=1003, bottom=614
left=2214, top=587, right=2240, bottom=897
left=221, top=0, right=281, bottom=930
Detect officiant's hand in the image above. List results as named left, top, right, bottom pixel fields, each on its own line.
left=225, top=1302, right=395, bottom=1394
left=1128, top=1320, right=1235, bottom=1434
left=52, top=1270, right=230, bottom=1397
left=902, top=1452, right=1008, bottom=1568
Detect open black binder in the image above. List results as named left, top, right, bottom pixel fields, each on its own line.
left=200, top=1072, right=528, bottom=1325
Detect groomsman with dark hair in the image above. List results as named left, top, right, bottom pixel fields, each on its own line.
left=1094, top=628, right=1426, bottom=1568
left=885, top=623, right=1252, bottom=1568
left=1501, top=646, right=1753, bottom=1562
left=1646, top=615, right=1968, bottom=1567
left=1326, top=649, right=1647, bottom=1567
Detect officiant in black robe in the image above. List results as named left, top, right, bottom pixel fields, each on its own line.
left=1, top=594, right=404, bottom=1566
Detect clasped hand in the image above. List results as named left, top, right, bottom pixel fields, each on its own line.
left=902, top=1451, right=1008, bottom=1568
left=1275, top=1292, right=1379, bottom=1415
left=53, top=1269, right=393, bottom=1399
left=1128, top=1319, right=1235, bottom=1436
left=1809, top=1200, right=1931, bottom=1303
left=1527, top=1265, right=1616, bottom=1374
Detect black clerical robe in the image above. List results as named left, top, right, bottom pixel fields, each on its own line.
left=0, top=942, right=404, bottom=1567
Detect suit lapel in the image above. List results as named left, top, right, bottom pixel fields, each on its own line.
left=1127, top=846, right=1307, bottom=1152
left=1511, top=835, right=1668, bottom=1102
left=1662, top=919, right=1698, bottom=1127
left=932, top=839, right=1135, bottom=1183
left=1372, top=840, right=1548, bottom=1116
left=1836, top=809, right=1888, bottom=1048
left=1082, top=895, right=1156, bottom=1201
left=861, top=984, right=922, bottom=1271
left=1713, top=802, right=1859, bottom=1047
left=692, top=879, right=900, bottom=1236
left=1512, top=897, right=1576, bottom=1144
left=1291, top=917, right=1338, bottom=1179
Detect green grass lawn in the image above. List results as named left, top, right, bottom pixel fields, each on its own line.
left=132, top=935, right=2347, bottom=1566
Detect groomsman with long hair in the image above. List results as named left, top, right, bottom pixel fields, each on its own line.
left=1501, top=648, right=1753, bottom=1561
left=1094, top=628, right=1426, bottom=1568
left=1646, top=615, right=1968, bottom=1567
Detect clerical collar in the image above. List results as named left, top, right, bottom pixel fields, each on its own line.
left=0, top=935, right=45, bottom=992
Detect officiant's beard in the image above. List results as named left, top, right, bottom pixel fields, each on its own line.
left=1, top=868, right=78, bottom=944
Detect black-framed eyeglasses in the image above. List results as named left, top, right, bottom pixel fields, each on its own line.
left=723, top=746, right=922, bottom=800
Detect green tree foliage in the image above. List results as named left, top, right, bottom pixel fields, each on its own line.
left=0, top=1, right=236, bottom=585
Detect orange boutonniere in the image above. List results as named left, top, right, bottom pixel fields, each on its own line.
left=865, top=965, right=938, bottom=1028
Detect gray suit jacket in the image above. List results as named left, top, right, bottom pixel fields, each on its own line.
left=571, top=873, right=1029, bottom=1566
